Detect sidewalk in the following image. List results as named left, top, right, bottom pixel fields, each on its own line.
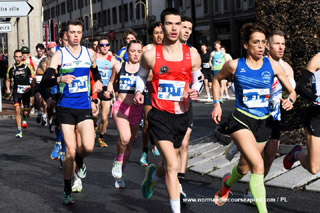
left=0, top=98, right=16, bottom=120
left=187, top=128, right=320, bottom=193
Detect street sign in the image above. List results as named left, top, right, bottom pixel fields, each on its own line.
left=0, top=1, right=34, bottom=17
left=0, top=22, right=12, bottom=33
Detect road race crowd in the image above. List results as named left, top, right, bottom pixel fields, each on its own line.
left=2, top=8, right=320, bottom=213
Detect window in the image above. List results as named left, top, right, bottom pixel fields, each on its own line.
left=214, top=0, right=220, bottom=13
left=85, top=16, right=88, bottom=30
left=56, top=5, right=60, bottom=17
left=204, top=0, right=208, bottom=14
left=167, top=0, right=174, bottom=8
left=235, top=0, right=241, bottom=9
left=61, top=2, right=66, bottom=15
left=249, top=0, right=255, bottom=7
left=67, top=0, right=73, bottom=12
left=141, top=0, right=146, bottom=19
left=51, top=7, right=55, bottom=18
left=44, top=9, right=50, bottom=21
left=103, top=10, right=107, bottom=25
left=124, top=4, right=128, bottom=22
left=136, top=0, right=140, bottom=20
left=185, top=0, right=191, bottom=7
left=74, top=0, right=76, bottom=9
left=93, top=0, right=96, bottom=3
left=107, top=9, right=111, bottom=25
left=85, top=0, right=87, bottom=6
left=112, top=7, right=117, bottom=24
left=224, top=0, right=229, bottom=12
left=195, top=0, right=201, bottom=6
left=129, top=2, right=134, bottom=20
left=78, top=0, right=83, bottom=9
left=119, top=6, right=122, bottom=23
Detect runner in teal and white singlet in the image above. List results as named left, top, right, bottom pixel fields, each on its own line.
left=209, top=40, right=226, bottom=77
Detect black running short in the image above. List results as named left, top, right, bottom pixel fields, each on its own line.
left=201, top=69, right=212, bottom=82
left=305, top=105, right=320, bottom=137
left=148, top=108, right=189, bottom=149
left=270, top=120, right=281, bottom=140
left=227, top=109, right=273, bottom=143
left=13, top=90, right=31, bottom=108
left=56, top=106, right=93, bottom=125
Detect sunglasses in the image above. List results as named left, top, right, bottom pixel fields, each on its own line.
left=99, top=43, right=110, bottom=47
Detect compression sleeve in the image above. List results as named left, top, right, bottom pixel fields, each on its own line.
left=296, top=69, right=318, bottom=101
left=91, top=66, right=102, bottom=82
left=40, top=67, right=58, bottom=88
left=135, top=66, right=149, bottom=93
left=191, top=69, right=204, bottom=94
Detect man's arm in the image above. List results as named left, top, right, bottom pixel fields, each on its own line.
left=189, top=48, right=203, bottom=100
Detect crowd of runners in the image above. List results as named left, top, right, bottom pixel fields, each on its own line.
left=3, top=7, right=320, bottom=213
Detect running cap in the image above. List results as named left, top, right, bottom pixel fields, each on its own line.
left=21, top=46, right=30, bottom=53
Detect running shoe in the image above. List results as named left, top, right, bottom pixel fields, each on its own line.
left=141, top=164, right=157, bottom=199
left=243, top=189, right=255, bottom=205
left=140, top=152, right=148, bottom=166
left=115, top=177, right=125, bottom=189
left=59, top=152, right=65, bottom=169
left=111, top=160, right=123, bottom=179
left=76, top=163, right=87, bottom=179
left=152, top=146, right=160, bottom=156
left=72, top=175, right=83, bottom=193
left=283, top=145, right=302, bottom=170
left=30, top=107, right=35, bottom=115
left=51, top=142, right=61, bottom=160
left=48, top=119, right=54, bottom=133
left=207, top=97, right=213, bottom=102
left=97, top=137, right=108, bottom=147
left=180, top=183, right=187, bottom=206
left=225, top=141, right=238, bottom=161
left=140, top=119, right=144, bottom=128
left=214, top=173, right=232, bottom=206
left=62, top=191, right=74, bottom=205
left=42, top=116, right=48, bottom=126
left=36, top=113, right=41, bottom=123
left=16, top=130, right=22, bottom=138
left=22, top=121, right=28, bottom=129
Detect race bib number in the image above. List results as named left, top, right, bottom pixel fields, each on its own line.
left=68, top=76, right=88, bottom=93
left=203, top=63, right=210, bottom=69
left=36, top=75, right=43, bottom=84
left=157, top=80, right=185, bottom=101
left=99, top=69, right=109, bottom=81
left=119, top=75, right=136, bottom=91
left=242, top=88, right=270, bottom=108
left=17, top=85, right=28, bottom=94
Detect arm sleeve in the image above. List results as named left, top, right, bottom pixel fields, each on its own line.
left=90, top=66, right=102, bottom=82
left=191, top=69, right=204, bottom=94
left=296, top=69, right=318, bottom=101
left=40, top=67, right=58, bottom=88
left=135, top=66, right=149, bottom=93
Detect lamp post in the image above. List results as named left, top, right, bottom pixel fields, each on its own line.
left=135, top=0, right=149, bottom=43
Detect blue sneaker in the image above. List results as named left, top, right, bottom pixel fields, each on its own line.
left=225, top=141, right=238, bottom=161
left=140, top=152, right=148, bottom=166
left=141, top=164, right=157, bottom=199
left=62, top=191, right=74, bottom=205
left=152, top=146, right=160, bottom=156
left=51, top=142, right=61, bottom=160
left=16, top=130, right=22, bottom=138
left=59, top=152, right=65, bottom=168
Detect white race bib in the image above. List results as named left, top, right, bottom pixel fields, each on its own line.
left=99, top=69, right=109, bottom=81
left=36, top=75, right=43, bottom=84
left=17, top=85, right=28, bottom=94
left=119, top=75, right=136, bottom=91
left=68, top=76, right=88, bottom=93
left=157, top=79, right=185, bottom=101
left=243, top=88, right=270, bottom=108
left=203, top=63, right=210, bottom=69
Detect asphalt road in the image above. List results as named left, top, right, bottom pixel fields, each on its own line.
left=0, top=100, right=320, bottom=212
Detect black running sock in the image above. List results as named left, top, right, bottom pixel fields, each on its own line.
left=143, top=147, right=148, bottom=153
left=178, top=173, right=185, bottom=184
left=64, top=179, right=72, bottom=193
left=75, top=153, right=84, bottom=169
left=99, top=134, right=104, bottom=139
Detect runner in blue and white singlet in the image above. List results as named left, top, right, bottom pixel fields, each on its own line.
left=58, top=46, right=92, bottom=109
left=234, top=57, right=274, bottom=118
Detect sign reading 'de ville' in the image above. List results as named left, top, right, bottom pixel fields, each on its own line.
left=0, top=22, right=12, bottom=33
left=0, top=1, right=34, bottom=17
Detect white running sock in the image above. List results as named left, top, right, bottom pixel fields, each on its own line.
left=43, top=113, right=47, bottom=118
left=152, top=171, right=160, bottom=182
left=170, top=199, right=180, bottom=213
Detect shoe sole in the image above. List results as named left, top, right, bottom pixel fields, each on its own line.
left=141, top=164, right=156, bottom=199
left=224, top=142, right=236, bottom=161
left=214, top=173, right=231, bottom=206
left=72, top=189, right=82, bottom=193
left=112, top=166, right=122, bottom=179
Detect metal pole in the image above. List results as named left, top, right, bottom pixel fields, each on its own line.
left=90, top=0, right=93, bottom=41
left=146, top=0, right=149, bottom=44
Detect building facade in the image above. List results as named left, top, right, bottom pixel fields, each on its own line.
left=42, top=0, right=256, bottom=56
